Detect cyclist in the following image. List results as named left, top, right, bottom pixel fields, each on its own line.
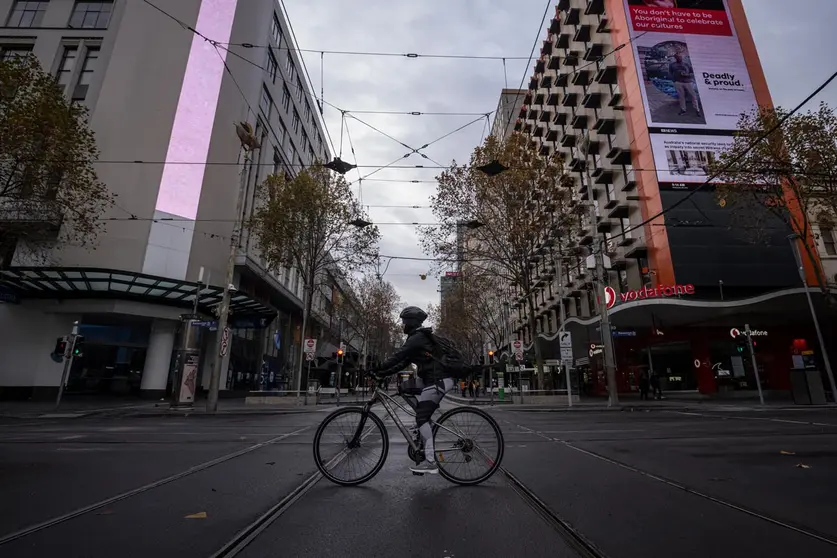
left=370, top=305, right=456, bottom=475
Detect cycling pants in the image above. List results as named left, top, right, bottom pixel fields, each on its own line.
left=413, top=377, right=455, bottom=463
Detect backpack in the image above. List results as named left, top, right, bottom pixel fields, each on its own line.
left=422, top=331, right=469, bottom=378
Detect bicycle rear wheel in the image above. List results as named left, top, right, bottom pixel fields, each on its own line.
left=432, top=406, right=504, bottom=486
left=313, top=407, right=389, bottom=486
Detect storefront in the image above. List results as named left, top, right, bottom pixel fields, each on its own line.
left=561, top=287, right=836, bottom=398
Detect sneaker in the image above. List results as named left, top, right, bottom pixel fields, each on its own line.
left=410, top=461, right=439, bottom=475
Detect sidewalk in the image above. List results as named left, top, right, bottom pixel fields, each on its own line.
left=0, top=398, right=335, bottom=420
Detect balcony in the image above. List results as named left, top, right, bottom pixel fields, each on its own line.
left=560, top=132, right=577, bottom=147
left=534, top=92, right=545, bottom=105
left=572, top=70, right=591, bottom=86
left=564, top=8, right=581, bottom=25
left=556, top=32, right=571, bottom=49
left=564, top=51, right=580, bottom=66
left=545, top=128, right=559, bottom=142
left=535, top=58, right=546, bottom=74
left=591, top=167, right=615, bottom=184
left=540, top=75, right=553, bottom=89
left=594, top=117, right=616, bottom=135
left=529, top=76, right=539, bottom=90
left=586, top=0, right=605, bottom=16
left=584, top=43, right=606, bottom=62
left=583, top=93, right=603, bottom=109
left=607, top=146, right=632, bottom=166
left=561, top=93, right=579, bottom=107
left=549, top=17, right=561, bottom=34
left=539, top=110, right=552, bottom=123
left=607, top=201, right=631, bottom=219
left=0, top=197, right=63, bottom=238
left=541, top=40, right=553, bottom=56
left=548, top=56, right=561, bottom=71
left=571, top=114, right=588, bottom=129
left=546, top=92, right=560, bottom=106
left=595, top=65, right=618, bottom=84
left=574, top=25, right=592, bottom=43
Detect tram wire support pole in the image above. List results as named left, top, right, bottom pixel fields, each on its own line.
left=581, top=133, right=618, bottom=407
left=207, top=125, right=259, bottom=413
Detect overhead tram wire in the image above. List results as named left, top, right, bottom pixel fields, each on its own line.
left=221, top=43, right=533, bottom=61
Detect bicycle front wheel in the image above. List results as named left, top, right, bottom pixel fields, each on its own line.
left=432, top=406, right=504, bottom=486
left=313, top=407, right=389, bottom=486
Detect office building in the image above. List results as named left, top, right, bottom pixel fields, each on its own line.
left=506, top=0, right=835, bottom=397
left=0, top=0, right=351, bottom=399
left=490, top=88, right=528, bottom=141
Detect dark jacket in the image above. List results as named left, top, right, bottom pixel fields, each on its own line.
left=376, top=326, right=439, bottom=381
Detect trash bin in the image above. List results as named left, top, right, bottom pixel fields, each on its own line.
left=498, top=387, right=505, bottom=401
left=789, top=369, right=827, bottom=405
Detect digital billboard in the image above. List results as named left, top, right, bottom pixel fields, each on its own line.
left=623, top=0, right=759, bottom=185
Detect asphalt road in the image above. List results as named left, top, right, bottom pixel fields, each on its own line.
left=0, top=402, right=835, bottom=557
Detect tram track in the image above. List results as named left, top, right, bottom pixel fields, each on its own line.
left=0, top=426, right=311, bottom=547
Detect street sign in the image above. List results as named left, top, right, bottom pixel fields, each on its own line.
left=612, top=330, right=637, bottom=337
left=559, top=332, right=572, bottom=349
left=220, top=327, right=230, bottom=357
left=305, top=352, right=315, bottom=361
left=512, top=340, right=523, bottom=360
left=560, top=346, right=573, bottom=360
left=304, top=338, right=317, bottom=354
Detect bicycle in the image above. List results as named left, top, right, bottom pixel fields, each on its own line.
left=313, top=373, right=505, bottom=486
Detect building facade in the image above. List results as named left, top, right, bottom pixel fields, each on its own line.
left=505, top=0, right=835, bottom=397
left=0, top=0, right=354, bottom=399
left=490, top=88, right=528, bottom=141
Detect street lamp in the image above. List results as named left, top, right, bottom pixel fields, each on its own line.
left=787, top=233, right=836, bottom=401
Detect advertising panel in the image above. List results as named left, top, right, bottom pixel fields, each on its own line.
left=623, top=0, right=759, bottom=184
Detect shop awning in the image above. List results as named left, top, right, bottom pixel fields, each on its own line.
left=0, top=267, right=277, bottom=322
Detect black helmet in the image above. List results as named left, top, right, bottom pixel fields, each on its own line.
left=400, top=306, right=427, bottom=323
left=399, top=306, right=427, bottom=333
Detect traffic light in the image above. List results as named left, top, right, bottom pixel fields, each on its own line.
left=72, top=335, right=85, bottom=358
left=336, top=348, right=344, bottom=364
left=53, top=337, right=68, bottom=358
left=488, top=350, right=495, bottom=364
left=734, top=334, right=748, bottom=353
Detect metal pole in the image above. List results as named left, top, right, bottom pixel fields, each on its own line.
left=336, top=318, right=343, bottom=405
left=55, top=321, right=79, bottom=410
left=745, top=323, right=765, bottom=406
left=556, top=251, right=572, bottom=408
left=582, top=134, right=618, bottom=406
left=207, top=150, right=251, bottom=413
left=788, top=235, right=836, bottom=401
left=304, top=357, right=311, bottom=405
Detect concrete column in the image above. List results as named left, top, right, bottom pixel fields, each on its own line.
left=140, top=319, right=178, bottom=398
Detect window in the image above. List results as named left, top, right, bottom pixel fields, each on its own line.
left=296, top=77, right=304, bottom=102
left=71, top=46, right=99, bottom=101
left=303, top=100, right=311, bottom=123
left=275, top=118, right=286, bottom=146
left=270, top=13, right=283, bottom=46
left=6, top=1, right=49, bottom=27
left=68, top=1, right=112, bottom=29
left=56, top=46, right=78, bottom=92
left=292, top=108, right=300, bottom=133
left=266, top=49, right=278, bottom=83
left=281, top=84, right=291, bottom=112
left=259, top=85, right=273, bottom=120
left=285, top=57, right=296, bottom=82
left=0, top=45, right=33, bottom=61
left=301, top=134, right=309, bottom=155
left=273, top=149, right=281, bottom=176
left=821, top=224, right=837, bottom=256
left=308, top=145, right=315, bottom=162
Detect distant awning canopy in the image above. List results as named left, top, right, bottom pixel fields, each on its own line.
left=0, top=267, right=277, bottom=323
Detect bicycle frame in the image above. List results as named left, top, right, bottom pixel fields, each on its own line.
left=348, top=385, right=462, bottom=452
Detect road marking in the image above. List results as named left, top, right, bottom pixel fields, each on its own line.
left=537, top=429, right=645, bottom=434
left=0, top=426, right=311, bottom=546
left=59, top=435, right=85, bottom=440
left=669, top=411, right=837, bottom=427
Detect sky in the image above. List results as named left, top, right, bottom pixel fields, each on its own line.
left=283, top=0, right=837, bottom=312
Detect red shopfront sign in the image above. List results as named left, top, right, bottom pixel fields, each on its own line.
left=605, top=284, right=695, bottom=309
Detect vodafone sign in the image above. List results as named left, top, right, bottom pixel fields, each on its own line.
left=605, top=284, right=695, bottom=309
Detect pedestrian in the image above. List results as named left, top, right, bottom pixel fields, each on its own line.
left=468, top=380, right=475, bottom=398
left=650, top=372, right=662, bottom=400
left=639, top=371, right=650, bottom=400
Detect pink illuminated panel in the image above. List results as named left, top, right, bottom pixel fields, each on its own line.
left=154, top=0, right=239, bottom=219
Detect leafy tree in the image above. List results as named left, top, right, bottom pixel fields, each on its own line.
left=248, top=165, right=380, bottom=392
left=711, top=103, right=837, bottom=295
left=428, top=272, right=509, bottom=365
left=0, top=54, right=113, bottom=267
left=421, top=132, right=576, bottom=389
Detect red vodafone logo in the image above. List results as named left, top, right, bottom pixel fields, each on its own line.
left=729, top=328, right=741, bottom=338
left=604, top=287, right=616, bottom=309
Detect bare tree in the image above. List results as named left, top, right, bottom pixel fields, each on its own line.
left=0, top=54, right=113, bottom=267
left=349, top=275, right=400, bottom=370
left=711, top=103, right=837, bottom=296
left=248, top=165, right=380, bottom=392
left=421, top=132, right=576, bottom=389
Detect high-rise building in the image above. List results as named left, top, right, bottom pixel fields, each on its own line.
left=0, top=0, right=346, bottom=400
left=490, top=88, right=528, bottom=140
left=505, top=0, right=834, bottom=397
